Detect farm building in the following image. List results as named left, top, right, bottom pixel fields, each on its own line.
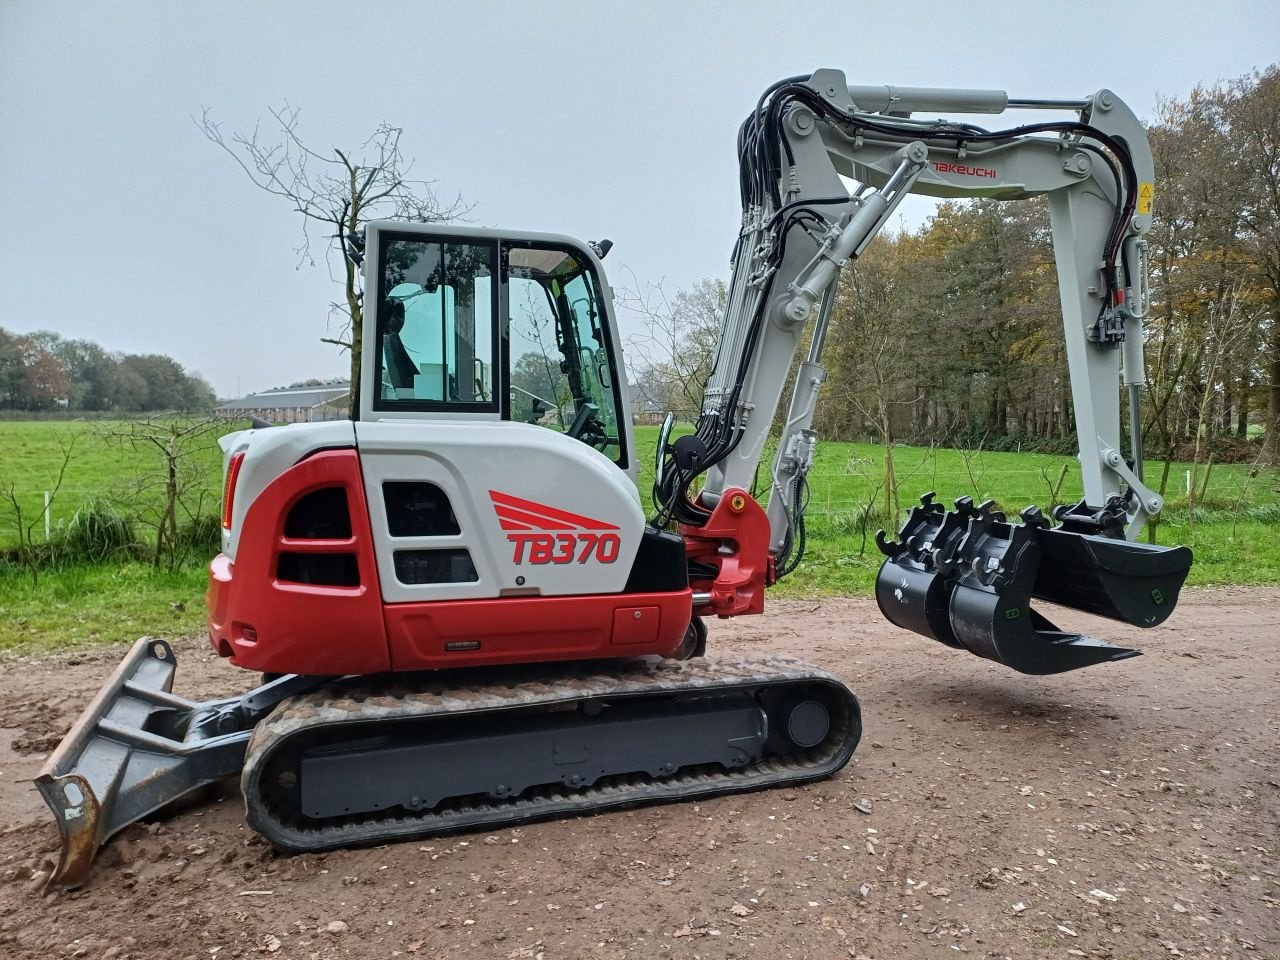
left=216, top=381, right=665, bottom=425
left=215, top=382, right=350, bottom=424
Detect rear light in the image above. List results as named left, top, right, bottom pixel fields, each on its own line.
left=222, top=452, right=246, bottom=530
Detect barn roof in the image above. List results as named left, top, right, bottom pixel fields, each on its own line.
left=215, top=383, right=350, bottom=411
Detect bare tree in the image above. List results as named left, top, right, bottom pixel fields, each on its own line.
left=822, top=239, right=921, bottom=520
left=198, top=105, right=470, bottom=411
left=1187, top=283, right=1261, bottom=503
left=104, top=418, right=224, bottom=571
left=1221, top=67, right=1280, bottom=463
left=0, top=435, right=77, bottom=586
left=620, top=275, right=726, bottom=421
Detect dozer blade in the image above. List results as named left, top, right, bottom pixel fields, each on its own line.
left=876, top=494, right=1193, bottom=675
left=35, top=638, right=322, bottom=890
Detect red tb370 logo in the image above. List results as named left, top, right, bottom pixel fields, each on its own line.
left=490, top=490, right=621, bottom=564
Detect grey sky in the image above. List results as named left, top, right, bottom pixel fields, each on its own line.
left=2, top=0, right=1276, bottom=398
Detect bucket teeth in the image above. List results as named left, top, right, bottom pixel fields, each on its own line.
left=876, top=493, right=1193, bottom=675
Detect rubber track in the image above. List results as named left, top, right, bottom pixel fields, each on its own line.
left=242, top=655, right=861, bottom=852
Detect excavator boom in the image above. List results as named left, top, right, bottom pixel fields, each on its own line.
left=652, top=69, right=1191, bottom=673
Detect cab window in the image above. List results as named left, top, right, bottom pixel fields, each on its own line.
left=375, top=237, right=498, bottom=410
left=505, top=243, right=625, bottom=465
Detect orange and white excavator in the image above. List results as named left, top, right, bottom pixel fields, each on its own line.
left=37, top=69, right=1191, bottom=889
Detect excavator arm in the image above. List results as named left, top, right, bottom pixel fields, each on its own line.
left=653, top=70, right=1191, bottom=673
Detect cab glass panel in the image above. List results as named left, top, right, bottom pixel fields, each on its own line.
left=374, top=236, right=499, bottom=412
left=504, top=242, right=626, bottom=466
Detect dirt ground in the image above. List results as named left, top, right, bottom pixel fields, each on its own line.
left=0, top=588, right=1276, bottom=960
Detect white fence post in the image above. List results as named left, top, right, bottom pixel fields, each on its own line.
left=44, top=491, right=51, bottom=541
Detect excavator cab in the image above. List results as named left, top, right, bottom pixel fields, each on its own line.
left=366, top=225, right=630, bottom=468
left=875, top=494, right=1193, bottom=674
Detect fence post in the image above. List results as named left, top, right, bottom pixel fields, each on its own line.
left=44, top=491, right=51, bottom=541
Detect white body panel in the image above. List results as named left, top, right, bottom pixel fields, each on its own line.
left=354, top=419, right=645, bottom=603
left=219, top=421, right=357, bottom=561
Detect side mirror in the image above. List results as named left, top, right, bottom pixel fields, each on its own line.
left=530, top=398, right=548, bottom=423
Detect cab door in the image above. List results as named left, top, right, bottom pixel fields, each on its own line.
left=501, top=239, right=631, bottom=474
left=357, top=222, right=635, bottom=477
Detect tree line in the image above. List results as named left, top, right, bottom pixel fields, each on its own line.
left=0, top=328, right=215, bottom=413
left=631, top=66, right=1279, bottom=466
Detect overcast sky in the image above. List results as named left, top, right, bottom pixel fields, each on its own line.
left=2, top=1, right=1277, bottom=397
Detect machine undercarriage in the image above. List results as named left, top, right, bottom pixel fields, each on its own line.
left=38, top=638, right=860, bottom=888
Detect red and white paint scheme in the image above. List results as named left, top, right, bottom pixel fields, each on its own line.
left=208, top=417, right=694, bottom=675
left=352, top=420, right=645, bottom=602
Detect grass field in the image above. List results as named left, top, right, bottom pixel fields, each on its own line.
left=0, top=420, right=226, bottom=538
left=1, top=419, right=1277, bottom=655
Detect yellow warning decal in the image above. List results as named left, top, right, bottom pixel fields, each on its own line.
left=1137, top=182, right=1154, bottom=216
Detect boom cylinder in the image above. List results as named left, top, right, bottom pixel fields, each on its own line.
left=783, top=143, right=927, bottom=323
left=847, top=85, right=1008, bottom=115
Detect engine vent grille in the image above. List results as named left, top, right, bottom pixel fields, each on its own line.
left=284, top=487, right=352, bottom=539
left=384, top=482, right=461, bottom=537
left=278, top=485, right=359, bottom=587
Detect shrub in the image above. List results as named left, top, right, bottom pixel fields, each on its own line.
left=177, top=514, right=222, bottom=553
left=64, top=499, right=136, bottom=563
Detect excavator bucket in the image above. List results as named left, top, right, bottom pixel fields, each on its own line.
left=1032, top=527, right=1192, bottom=627
left=35, top=638, right=320, bottom=890
left=873, top=494, right=962, bottom=648
left=876, top=494, right=1193, bottom=675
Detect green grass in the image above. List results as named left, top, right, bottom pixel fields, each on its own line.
left=0, top=420, right=228, bottom=543
left=0, top=419, right=231, bottom=656
left=630, top=425, right=1280, bottom=595
left=0, top=418, right=1277, bottom=655
left=0, top=561, right=209, bottom=656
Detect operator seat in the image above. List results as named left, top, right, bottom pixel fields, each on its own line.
left=383, top=299, right=418, bottom=389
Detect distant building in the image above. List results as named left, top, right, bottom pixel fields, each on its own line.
left=216, top=380, right=668, bottom=426
left=215, top=382, right=350, bottom=424
left=628, top=384, right=664, bottom=425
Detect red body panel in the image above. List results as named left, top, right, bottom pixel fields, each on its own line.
left=208, top=448, right=694, bottom=676
left=207, top=449, right=391, bottom=675
left=382, top=592, right=691, bottom=670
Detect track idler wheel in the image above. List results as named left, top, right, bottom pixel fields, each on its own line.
left=779, top=697, right=831, bottom=749
left=876, top=494, right=1193, bottom=675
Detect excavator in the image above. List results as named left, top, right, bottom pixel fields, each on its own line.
left=36, top=69, right=1193, bottom=889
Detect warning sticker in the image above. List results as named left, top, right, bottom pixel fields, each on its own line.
left=1137, top=182, right=1154, bottom=216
